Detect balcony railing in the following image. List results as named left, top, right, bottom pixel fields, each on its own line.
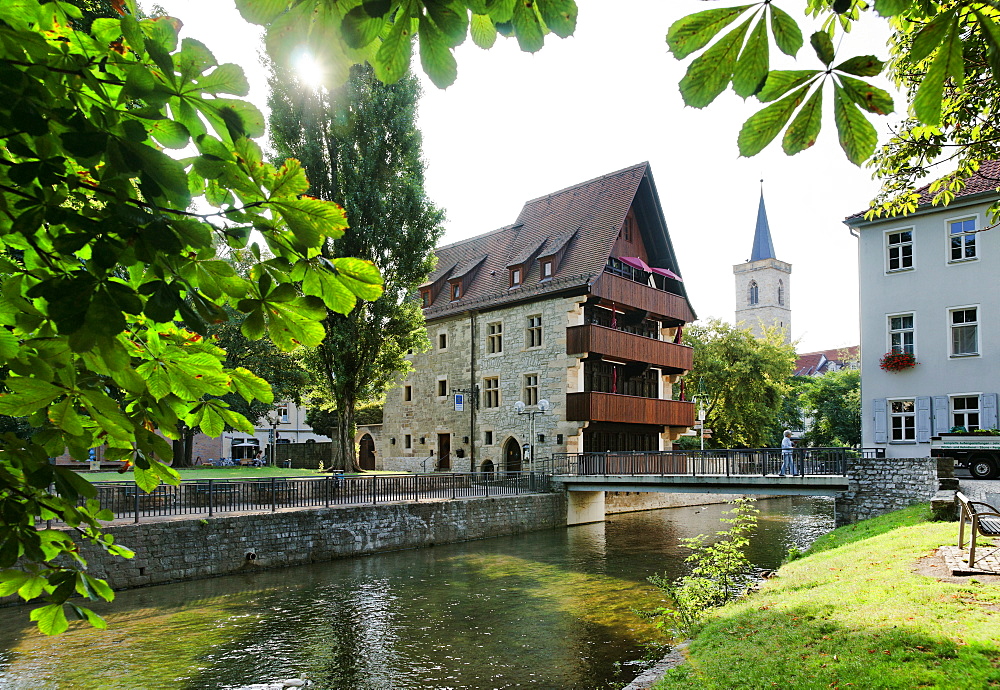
left=566, top=392, right=694, bottom=427
left=567, top=324, right=692, bottom=372
left=550, top=448, right=852, bottom=476
left=591, top=272, right=695, bottom=323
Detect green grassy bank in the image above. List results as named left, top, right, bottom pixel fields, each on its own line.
left=655, top=504, right=1000, bottom=689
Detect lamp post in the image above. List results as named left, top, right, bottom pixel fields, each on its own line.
left=264, top=409, right=281, bottom=467
left=513, top=399, right=551, bottom=470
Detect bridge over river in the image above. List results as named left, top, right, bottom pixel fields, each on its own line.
left=548, top=448, right=861, bottom=524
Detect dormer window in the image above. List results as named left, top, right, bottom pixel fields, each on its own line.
left=451, top=282, right=462, bottom=300
left=510, top=268, right=522, bottom=288
left=540, top=260, right=552, bottom=280
left=420, top=289, right=430, bottom=308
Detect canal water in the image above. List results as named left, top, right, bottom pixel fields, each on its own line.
left=0, top=497, right=834, bottom=689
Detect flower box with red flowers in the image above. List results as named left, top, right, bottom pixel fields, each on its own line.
left=880, top=351, right=917, bottom=372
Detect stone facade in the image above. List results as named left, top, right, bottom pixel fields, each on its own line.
left=835, top=456, right=939, bottom=525
left=63, top=494, right=567, bottom=592
left=605, top=491, right=748, bottom=514
left=733, top=257, right=792, bottom=342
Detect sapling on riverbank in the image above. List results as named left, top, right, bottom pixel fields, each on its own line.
left=643, top=498, right=760, bottom=636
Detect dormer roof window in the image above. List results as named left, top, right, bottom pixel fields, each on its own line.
left=420, top=288, right=431, bottom=308
left=510, top=267, right=522, bottom=288
left=540, top=259, right=552, bottom=280
left=450, top=281, right=462, bottom=301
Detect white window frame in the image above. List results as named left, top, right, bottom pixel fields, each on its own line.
left=945, top=214, right=978, bottom=263
left=887, top=312, right=915, bottom=356
left=885, top=227, right=914, bottom=272
left=948, top=305, right=980, bottom=358
left=951, top=394, right=982, bottom=432
left=889, top=398, right=916, bottom=442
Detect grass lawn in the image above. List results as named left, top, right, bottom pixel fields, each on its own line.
left=655, top=504, right=1000, bottom=688
left=84, top=467, right=406, bottom=482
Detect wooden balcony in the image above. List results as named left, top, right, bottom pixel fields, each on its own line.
left=591, top=272, right=695, bottom=323
left=566, top=392, right=695, bottom=427
left=567, top=324, right=693, bottom=372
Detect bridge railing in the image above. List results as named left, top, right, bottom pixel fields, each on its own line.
left=550, top=448, right=854, bottom=477
left=77, top=472, right=551, bottom=524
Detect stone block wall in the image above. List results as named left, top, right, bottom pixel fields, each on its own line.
left=836, top=456, right=939, bottom=525
left=605, top=491, right=747, bottom=513
left=69, top=493, right=567, bottom=592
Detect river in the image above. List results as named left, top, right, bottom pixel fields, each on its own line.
left=0, top=497, right=834, bottom=689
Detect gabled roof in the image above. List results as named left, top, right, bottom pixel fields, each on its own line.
left=793, top=346, right=860, bottom=376
left=421, top=163, right=695, bottom=320
left=749, top=192, right=776, bottom=261
left=846, top=160, right=1000, bottom=223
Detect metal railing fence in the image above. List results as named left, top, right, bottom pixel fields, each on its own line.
left=550, top=448, right=860, bottom=477
left=87, top=472, right=550, bottom=523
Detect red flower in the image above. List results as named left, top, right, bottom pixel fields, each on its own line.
left=880, top=351, right=917, bottom=372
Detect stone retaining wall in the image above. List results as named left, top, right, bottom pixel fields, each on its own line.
left=836, top=456, right=939, bottom=526
left=73, top=493, right=567, bottom=592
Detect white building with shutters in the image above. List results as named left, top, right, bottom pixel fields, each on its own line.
left=845, top=162, right=1000, bottom=457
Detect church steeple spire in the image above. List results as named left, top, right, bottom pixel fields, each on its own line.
left=749, top=190, right=776, bottom=262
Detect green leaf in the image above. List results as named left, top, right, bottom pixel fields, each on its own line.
left=418, top=16, right=459, bottom=88
left=266, top=299, right=328, bottom=349
left=470, top=13, right=497, bottom=49
left=911, top=9, right=955, bottom=63
left=30, top=603, right=69, bottom=636
left=810, top=31, right=834, bottom=66
left=913, top=15, right=962, bottom=126
left=342, top=4, right=385, bottom=50
left=119, top=141, right=191, bottom=204
left=838, top=75, right=894, bottom=115
left=425, top=0, right=468, bottom=47
left=834, top=55, right=885, bottom=78
left=737, top=85, right=809, bottom=157
left=132, top=467, right=158, bottom=493
left=241, top=308, right=267, bottom=341
left=975, top=11, right=1000, bottom=81
left=768, top=4, right=802, bottom=57
left=374, top=6, right=415, bottom=84
left=666, top=5, right=752, bottom=60
left=18, top=574, right=46, bottom=601
left=758, top=70, right=821, bottom=102
left=271, top=198, right=348, bottom=247
left=235, top=0, right=289, bottom=25
left=229, top=367, right=274, bottom=404
left=679, top=17, right=753, bottom=108
left=833, top=84, right=878, bottom=166
left=332, top=257, right=384, bottom=300
left=510, top=0, right=544, bottom=53
left=874, top=0, right=913, bottom=18
left=0, top=330, right=19, bottom=363
left=0, top=378, right=63, bottom=417
left=302, top=266, right=356, bottom=313
left=147, top=119, right=190, bottom=149
left=48, top=397, right=84, bottom=436
left=197, top=63, right=251, bottom=97
left=732, top=16, right=769, bottom=99
left=782, top=87, right=823, bottom=154
left=536, top=0, right=577, bottom=39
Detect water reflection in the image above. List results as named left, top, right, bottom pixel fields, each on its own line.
left=0, top=496, right=833, bottom=689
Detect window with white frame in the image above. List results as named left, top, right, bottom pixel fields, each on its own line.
left=950, top=307, right=979, bottom=356
left=887, top=230, right=913, bottom=271
left=524, top=374, right=539, bottom=406
left=888, top=313, right=915, bottom=354
left=748, top=280, right=759, bottom=305
left=890, top=400, right=916, bottom=441
left=540, top=260, right=552, bottom=279
left=949, top=218, right=977, bottom=261
left=526, top=315, right=542, bottom=348
left=952, top=396, right=980, bottom=431
left=510, top=268, right=521, bottom=288
left=277, top=406, right=288, bottom=423
left=484, top=377, right=500, bottom=408
left=487, top=322, right=503, bottom=354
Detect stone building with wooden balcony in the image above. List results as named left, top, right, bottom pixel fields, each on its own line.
left=378, top=163, right=697, bottom=473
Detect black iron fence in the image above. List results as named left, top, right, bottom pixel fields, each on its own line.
left=90, top=472, right=550, bottom=523
left=549, top=448, right=860, bottom=477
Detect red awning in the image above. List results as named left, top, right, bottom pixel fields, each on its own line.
left=618, top=256, right=651, bottom=272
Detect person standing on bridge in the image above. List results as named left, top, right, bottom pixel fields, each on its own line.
left=780, top=430, right=796, bottom=476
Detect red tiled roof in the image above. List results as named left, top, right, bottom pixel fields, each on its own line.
left=847, top=160, right=1000, bottom=221
left=793, top=346, right=860, bottom=376
left=421, top=163, right=694, bottom=321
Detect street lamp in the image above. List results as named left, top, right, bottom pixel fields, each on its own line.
left=513, top=399, right=551, bottom=470
left=264, top=408, right=281, bottom=467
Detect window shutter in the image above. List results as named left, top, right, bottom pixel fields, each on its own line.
left=916, top=397, right=932, bottom=442
left=932, top=396, right=949, bottom=436
left=873, top=398, right=888, bottom=444
left=981, top=393, right=999, bottom=430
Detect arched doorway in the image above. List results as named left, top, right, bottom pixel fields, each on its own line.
left=480, top=459, right=494, bottom=476
left=358, top=434, right=376, bottom=470
left=503, top=437, right=522, bottom=473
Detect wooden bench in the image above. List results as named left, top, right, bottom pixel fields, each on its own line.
left=957, top=491, right=1000, bottom=568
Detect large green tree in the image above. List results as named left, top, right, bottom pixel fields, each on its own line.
left=268, top=62, right=444, bottom=472
left=0, top=0, right=383, bottom=633
left=684, top=320, right=797, bottom=448
left=800, top=367, right=862, bottom=447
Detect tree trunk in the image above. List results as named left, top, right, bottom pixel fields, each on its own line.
left=336, top=398, right=363, bottom=473
left=171, top=424, right=195, bottom=467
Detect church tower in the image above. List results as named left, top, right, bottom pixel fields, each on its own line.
left=733, top=191, right=792, bottom=343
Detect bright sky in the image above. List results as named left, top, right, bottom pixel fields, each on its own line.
left=157, top=1, right=898, bottom=353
